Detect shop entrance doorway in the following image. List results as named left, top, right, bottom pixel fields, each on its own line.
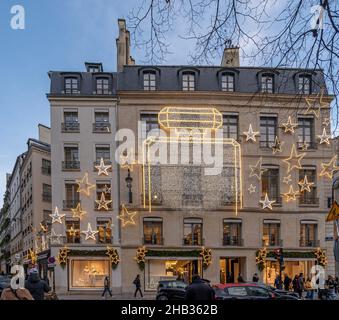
left=219, top=257, right=244, bottom=283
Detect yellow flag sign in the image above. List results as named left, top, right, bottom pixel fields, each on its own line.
left=326, top=201, right=339, bottom=222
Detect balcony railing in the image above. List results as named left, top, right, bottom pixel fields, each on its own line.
left=62, top=161, right=80, bottom=170
left=63, top=200, right=80, bottom=210
left=299, top=238, right=320, bottom=247
left=297, top=141, right=317, bottom=150
left=143, top=237, right=164, bottom=245
left=61, top=122, right=80, bottom=132
left=97, top=237, right=113, bottom=244
left=41, top=166, right=51, bottom=175
left=182, top=194, right=203, bottom=207
left=93, top=122, right=111, bottom=133
left=94, top=201, right=112, bottom=211
left=260, top=195, right=282, bottom=205
left=42, top=193, right=52, bottom=202
left=222, top=236, right=243, bottom=246
left=299, top=196, right=319, bottom=206
left=262, top=238, right=283, bottom=247
left=183, top=238, right=204, bottom=246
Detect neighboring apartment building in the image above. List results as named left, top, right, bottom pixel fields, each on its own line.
left=9, top=153, right=26, bottom=264
left=333, top=137, right=339, bottom=276
left=48, top=62, right=119, bottom=293
left=48, top=19, right=336, bottom=294
left=0, top=176, right=11, bottom=273
left=21, top=124, right=52, bottom=281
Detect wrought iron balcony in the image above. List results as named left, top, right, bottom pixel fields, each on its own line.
left=61, top=122, right=80, bottom=132
left=63, top=200, right=80, bottom=210
left=93, top=122, right=111, bottom=133
left=262, top=238, right=283, bottom=247
left=183, top=238, right=204, bottom=246
left=143, top=236, right=164, bottom=245
left=222, top=236, right=243, bottom=246
left=62, top=161, right=80, bottom=170
left=299, top=196, right=319, bottom=206
left=97, top=237, right=113, bottom=244
left=299, top=238, right=320, bottom=247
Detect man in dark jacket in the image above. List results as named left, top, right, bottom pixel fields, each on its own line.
left=185, top=275, right=215, bottom=300
left=283, top=274, right=292, bottom=291
left=133, top=274, right=143, bottom=298
left=25, top=268, right=50, bottom=300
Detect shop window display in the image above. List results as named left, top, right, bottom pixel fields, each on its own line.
left=70, top=260, right=110, bottom=289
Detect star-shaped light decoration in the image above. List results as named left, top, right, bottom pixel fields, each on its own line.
left=283, top=144, right=305, bottom=173
left=283, top=175, right=292, bottom=184
left=281, top=116, right=298, bottom=133
left=249, top=158, right=267, bottom=180
left=243, top=124, right=259, bottom=142
left=304, top=89, right=328, bottom=118
left=49, top=207, right=65, bottom=224
left=49, top=229, right=62, bottom=245
left=81, top=223, right=99, bottom=241
left=118, top=204, right=137, bottom=227
left=248, top=184, right=256, bottom=194
left=95, top=192, right=112, bottom=211
left=76, top=173, right=95, bottom=197
left=71, top=203, right=87, bottom=219
left=317, top=127, right=331, bottom=145
left=298, top=175, right=314, bottom=193
left=270, top=136, right=284, bottom=154
left=322, top=117, right=331, bottom=127
left=300, top=141, right=309, bottom=151
left=319, top=155, right=339, bottom=179
left=259, top=193, right=275, bottom=210
left=283, top=185, right=299, bottom=202
left=28, top=249, right=37, bottom=265
left=95, top=158, right=112, bottom=176
left=103, top=185, right=111, bottom=194
left=68, top=226, right=77, bottom=237
left=57, top=246, right=70, bottom=264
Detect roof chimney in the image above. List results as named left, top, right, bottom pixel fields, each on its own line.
left=116, top=19, right=135, bottom=72
left=221, top=41, right=239, bottom=67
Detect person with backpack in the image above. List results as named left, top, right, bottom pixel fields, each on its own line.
left=101, top=276, right=113, bottom=298
left=133, top=274, right=143, bottom=298
left=25, top=268, right=50, bottom=300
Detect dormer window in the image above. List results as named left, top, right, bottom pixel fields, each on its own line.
left=298, top=75, right=311, bottom=94
left=65, top=77, right=79, bottom=94
left=261, top=74, right=274, bottom=93
left=143, top=71, right=156, bottom=91
left=221, top=73, right=235, bottom=92
left=85, top=62, right=103, bottom=73
left=96, top=78, right=109, bottom=94
left=182, top=72, right=195, bottom=91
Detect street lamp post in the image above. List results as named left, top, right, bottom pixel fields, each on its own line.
left=125, top=169, right=133, bottom=204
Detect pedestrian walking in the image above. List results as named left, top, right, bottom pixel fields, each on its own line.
left=252, top=273, right=259, bottom=282
left=305, top=277, right=314, bottom=300
left=237, top=273, right=245, bottom=283
left=133, top=274, right=143, bottom=298
left=292, top=274, right=299, bottom=293
left=25, top=268, right=50, bottom=300
left=326, top=275, right=336, bottom=300
left=185, top=275, right=215, bottom=300
left=283, top=274, right=291, bottom=291
left=101, top=276, right=113, bottom=298
left=296, top=273, right=304, bottom=299
left=274, top=275, right=282, bottom=289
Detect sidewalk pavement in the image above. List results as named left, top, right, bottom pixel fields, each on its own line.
left=58, top=292, right=156, bottom=300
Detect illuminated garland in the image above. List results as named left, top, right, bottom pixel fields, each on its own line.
left=200, top=247, right=212, bottom=269
left=314, top=248, right=327, bottom=267
left=135, top=246, right=148, bottom=271
left=106, top=246, right=120, bottom=269
left=57, top=246, right=70, bottom=268
left=255, top=247, right=267, bottom=271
